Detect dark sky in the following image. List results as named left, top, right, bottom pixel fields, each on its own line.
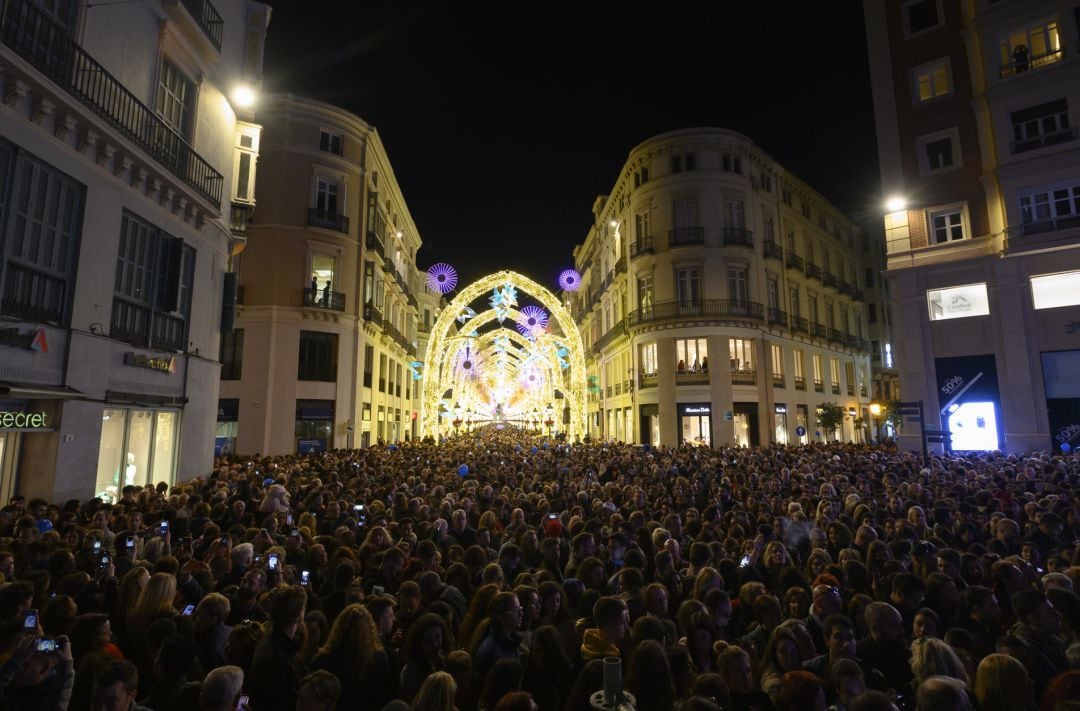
left=263, top=1, right=881, bottom=288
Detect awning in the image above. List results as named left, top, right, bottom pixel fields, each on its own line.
left=0, top=382, right=84, bottom=400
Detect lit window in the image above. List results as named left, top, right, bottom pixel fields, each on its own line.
left=999, top=21, right=1062, bottom=76
left=1031, top=270, right=1080, bottom=309
left=640, top=342, right=658, bottom=374
left=927, top=283, right=990, bottom=321
left=1019, top=180, right=1080, bottom=233
left=912, top=59, right=950, bottom=103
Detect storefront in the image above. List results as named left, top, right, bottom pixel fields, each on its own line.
left=94, top=407, right=180, bottom=501
left=0, top=399, right=60, bottom=503
left=733, top=402, right=760, bottom=447
left=215, top=399, right=239, bottom=457
left=678, top=403, right=711, bottom=446
left=934, top=354, right=1002, bottom=451
left=1043, top=350, right=1080, bottom=453
left=639, top=404, right=659, bottom=446
left=774, top=404, right=789, bottom=444
left=296, top=399, right=334, bottom=453
left=796, top=404, right=810, bottom=444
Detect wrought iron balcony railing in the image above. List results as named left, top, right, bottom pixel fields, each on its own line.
left=0, top=0, right=223, bottom=203
left=676, top=370, right=710, bottom=385
left=806, top=264, right=822, bottom=281
left=630, top=237, right=654, bottom=257
left=794, top=375, right=807, bottom=391
left=303, top=288, right=345, bottom=312
left=792, top=316, right=809, bottom=334
left=721, top=227, right=754, bottom=247
left=1011, top=126, right=1078, bottom=154
left=823, top=272, right=839, bottom=289
left=639, top=372, right=657, bottom=389
left=1000, top=47, right=1063, bottom=78
left=812, top=322, right=827, bottom=338
left=767, top=307, right=788, bottom=327
left=763, top=241, right=783, bottom=260
left=731, top=369, right=756, bottom=385
left=669, top=227, right=705, bottom=246
left=1, top=262, right=65, bottom=324
left=365, top=231, right=385, bottom=259
left=363, top=302, right=383, bottom=327
left=628, top=299, right=764, bottom=327
left=308, top=208, right=349, bottom=233
left=786, top=253, right=804, bottom=271
left=176, top=0, right=223, bottom=50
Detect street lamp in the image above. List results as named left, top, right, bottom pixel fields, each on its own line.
left=869, top=402, right=882, bottom=443
left=885, top=196, right=907, bottom=212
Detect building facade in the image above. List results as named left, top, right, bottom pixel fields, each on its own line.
left=570, top=128, right=874, bottom=448
left=219, top=94, right=424, bottom=455
left=865, top=0, right=1080, bottom=453
left=0, top=0, right=270, bottom=502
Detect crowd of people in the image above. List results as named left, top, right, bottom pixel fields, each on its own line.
left=1, top=428, right=1079, bottom=711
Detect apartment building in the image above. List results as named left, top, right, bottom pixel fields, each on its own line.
left=219, top=94, right=423, bottom=454
left=570, top=128, right=873, bottom=447
left=0, top=0, right=269, bottom=502
left=865, top=0, right=1080, bottom=453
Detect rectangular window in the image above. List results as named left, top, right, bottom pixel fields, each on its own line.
left=927, top=282, right=991, bottom=320
left=1000, top=21, right=1062, bottom=75
left=789, top=286, right=800, bottom=318
left=671, top=155, right=682, bottom=173
left=1011, top=99, right=1073, bottom=152
left=673, top=199, right=697, bottom=228
left=726, top=200, right=745, bottom=228
left=319, top=130, right=343, bottom=155
left=808, top=294, right=819, bottom=325
left=634, top=211, right=652, bottom=244
left=111, top=212, right=194, bottom=351
left=298, top=331, right=338, bottom=381
left=918, top=129, right=959, bottom=174
left=95, top=408, right=179, bottom=498
left=730, top=338, right=753, bottom=373
left=1031, top=270, right=1080, bottom=309
left=869, top=303, right=878, bottom=324
left=771, top=343, right=784, bottom=377
left=830, top=357, right=841, bottom=387
left=233, top=129, right=259, bottom=203
left=812, top=353, right=824, bottom=387
left=904, top=0, right=941, bottom=35
left=316, top=178, right=339, bottom=215
left=766, top=276, right=780, bottom=310
left=0, top=148, right=83, bottom=326
left=637, top=273, right=654, bottom=310
left=722, top=153, right=742, bottom=173
left=676, top=268, right=700, bottom=305
left=794, top=349, right=806, bottom=379
left=764, top=216, right=775, bottom=244
left=845, top=361, right=856, bottom=396
left=378, top=353, right=387, bottom=392
left=363, top=345, right=374, bottom=388
left=912, top=59, right=950, bottom=102
left=728, top=267, right=748, bottom=304
left=685, top=153, right=696, bottom=170
left=676, top=338, right=708, bottom=371
left=865, top=267, right=874, bottom=287
left=156, top=59, right=196, bottom=137
left=929, top=208, right=965, bottom=243
left=640, top=342, right=657, bottom=375
left=220, top=329, right=244, bottom=380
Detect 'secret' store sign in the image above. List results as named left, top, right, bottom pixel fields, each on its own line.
left=0, top=412, right=51, bottom=431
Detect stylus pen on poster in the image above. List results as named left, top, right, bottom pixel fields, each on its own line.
left=940, top=372, right=984, bottom=415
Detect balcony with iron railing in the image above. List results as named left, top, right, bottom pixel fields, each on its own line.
left=614, top=256, right=626, bottom=275
left=669, top=227, right=705, bottom=246
left=854, top=288, right=865, bottom=301
left=639, top=372, right=658, bottom=389
left=829, top=327, right=846, bottom=344
left=1000, top=47, right=1064, bottom=78
left=806, top=263, right=822, bottom=281
left=308, top=208, right=349, bottom=233
left=860, top=384, right=868, bottom=398
left=676, top=369, right=710, bottom=385
left=628, top=299, right=764, bottom=327
left=1, top=262, right=66, bottom=324
left=767, top=307, right=788, bottom=328
left=814, top=379, right=824, bottom=392
left=0, top=0, right=224, bottom=204
left=794, top=375, right=806, bottom=391
left=365, top=230, right=386, bottom=259
left=823, top=271, right=839, bottom=289
left=785, top=253, right=804, bottom=271
left=171, top=0, right=224, bottom=50
left=831, top=383, right=841, bottom=395
left=847, top=382, right=855, bottom=396
left=303, top=287, right=345, bottom=312
left=764, top=240, right=783, bottom=260
left=731, top=368, right=756, bottom=385
left=772, top=373, right=785, bottom=388
left=363, top=302, right=383, bottom=327
left=110, top=299, right=185, bottom=352
left=792, top=316, right=809, bottom=334
left=839, top=280, right=853, bottom=296
left=595, top=319, right=626, bottom=352
left=722, top=227, right=754, bottom=247
left=630, top=237, right=654, bottom=257
left=812, top=322, right=827, bottom=339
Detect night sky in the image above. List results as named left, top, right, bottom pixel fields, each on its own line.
left=263, top=1, right=881, bottom=288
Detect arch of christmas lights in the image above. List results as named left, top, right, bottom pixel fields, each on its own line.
left=422, top=270, right=587, bottom=439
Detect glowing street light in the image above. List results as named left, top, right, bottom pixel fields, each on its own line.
left=231, top=84, right=257, bottom=109
left=885, top=196, right=907, bottom=212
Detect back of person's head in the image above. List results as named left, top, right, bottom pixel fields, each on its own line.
left=690, top=673, right=730, bottom=710
left=777, top=670, right=825, bottom=711
left=1041, top=670, right=1080, bottom=711
left=200, top=665, right=244, bottom=711
left=592, top=596, right=627, bottom=629
left=851, top=689, right=900, bottom=711
left=493, top=691, right=537, bottom=711
left=974, top=653, right=1030, bottom=711
left=412, top=670, right=456, bottom=711
left=631, top=614, right=666, bottom=645
left=156, top=636, right=197, bottom=678
left=915, top=675, right=971, bottom=711
left=296, top=670, right=341, bottom=711
left=270, top=585, right=307, bottom=630
left=1011, top=589, right=1047, bottom=624
left=92, top=661, right=140, bottom=706
left=911, top=637, right=968, bottom=684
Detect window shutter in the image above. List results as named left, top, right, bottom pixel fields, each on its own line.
left=157, top=236, right=184, bottom=312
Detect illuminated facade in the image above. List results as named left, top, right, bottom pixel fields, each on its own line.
left=570, top=129, right=873, bottom=447
left=221, top=94, right=423, bottom=453
left=865, top=0, right=1080, bottom=453
left=0, top=0, right=270, bottom=501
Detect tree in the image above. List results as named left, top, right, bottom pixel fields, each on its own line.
left=883, top=400, right=905, bottom=434
left=816, top=402, right=845, bottom=441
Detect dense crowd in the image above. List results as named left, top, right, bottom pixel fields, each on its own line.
left=1, top=429, right=1080, bottom=711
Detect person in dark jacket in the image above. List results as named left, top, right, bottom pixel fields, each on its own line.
left=309, top=603, right=395, bottom=709
left=247, top=585, right=307, bottom=711
left=472, top=591, right=523, bottom=679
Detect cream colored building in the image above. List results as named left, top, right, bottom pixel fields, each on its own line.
left=0, top=0, right=270, bottom=501
left=571, top=128, right=873, bottom=447
left=865, top=0, right=1080, bottom=453
left=220, top=94, right=424, bottom=454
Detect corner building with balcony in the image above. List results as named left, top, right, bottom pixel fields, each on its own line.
left=571, top=128, right=873, bottom=448
left=865, top=0, right=1080, bottom=453
left=0, top=0, right=270, bottom=502
left=220, top=94, right=424, bottom=455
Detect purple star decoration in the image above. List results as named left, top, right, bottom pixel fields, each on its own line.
left=558, top=269, right=581, bottom=291
left=426, top=263, right=458, bottom=294
left=516, top=305, right=549, bottom=337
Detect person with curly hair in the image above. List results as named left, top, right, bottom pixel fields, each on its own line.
left=310, top=603, right=394, bottom=708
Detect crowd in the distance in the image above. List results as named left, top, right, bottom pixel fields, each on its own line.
left=1, top=428, right=1080, bottom=711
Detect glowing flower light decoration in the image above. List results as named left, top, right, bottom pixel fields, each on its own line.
left=516, top=305, right=549, bottom=337
left=426, top=263, right=458, bottom=294
left=518, top=365, right=546, bottom=390
left=558, top=269, right=582, bottom=291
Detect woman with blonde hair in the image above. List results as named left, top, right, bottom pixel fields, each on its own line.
left=411, top=670, right=457, bottom=711
left=910, top=637, right=970, bottom=687
left=310, top=603, right=394, bottom=708
left=111, top=566, right=149, bottom=639
left=692, top=567, right=725, bottom=602
left=124, top=571, right=177, bottom=665
left=363, top=525, right=393, bottom=550
left=975, top=653, right=1034, bottom=711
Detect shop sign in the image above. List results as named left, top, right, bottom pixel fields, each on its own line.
left=683, top=405, right=711, bottom=415
left=775, top=405, right=788, bottom=414
left=0, top=327, right=48, bottom=353
left=124, top=352, right=176, bottom=373
left=0, top=411, right=51, bottom=431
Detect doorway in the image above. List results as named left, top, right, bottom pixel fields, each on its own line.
left=733, top=402, right=760, bottom=447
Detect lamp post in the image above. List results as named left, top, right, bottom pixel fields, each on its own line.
left=545, top=403, right=555, bottom=437
left=869, top=402, right=882, bottom=443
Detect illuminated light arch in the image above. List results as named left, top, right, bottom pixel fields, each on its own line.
left=422, top=270, right=587, bottom=439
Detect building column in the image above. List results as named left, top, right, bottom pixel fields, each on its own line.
left=708, top=335, right=733, bottom=447
left=657, top=336, right=678, bottom=446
